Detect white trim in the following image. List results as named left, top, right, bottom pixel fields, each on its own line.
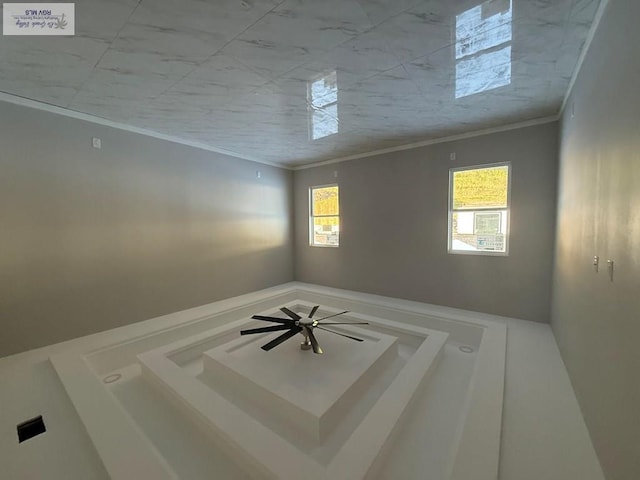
left=47, top=285, right=504, bottom=480
left=293, top=116, right=558, bottom=170
left=309, top=183, right=340, bottom=247
left=560, top=0, right=610, bottom=115
left=0, top=91, right=287, bottom=169
left=0, top=90, right=563, bottom=172
left=50, top=353, right=178, bottom=480
left=447, top=162, right=511, bottom=256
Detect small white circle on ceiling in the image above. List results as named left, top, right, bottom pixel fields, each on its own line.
left=103, top=373, right=122, bottom=384
left=459, top=345, right=474, bottom=353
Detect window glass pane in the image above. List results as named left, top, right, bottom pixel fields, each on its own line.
left=450, top=164, right=509, bottom=254
left=312, top=186, right=339, bottom=216
left=453, top=165, right=508, bottom=209
left=456, top=211, right=475, bottom=234
left=312, top=216, right=339, bottom=246
left=452, top=211, right=506, bottom=252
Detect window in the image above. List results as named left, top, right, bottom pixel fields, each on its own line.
left=449, top=163, right=510, bottom=254
left=310, top=185, right=339, bottom=247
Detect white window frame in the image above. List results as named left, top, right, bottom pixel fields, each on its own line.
left=448, top=162, right=511, bottom=256
left=309, top=184, right=340, bottom=248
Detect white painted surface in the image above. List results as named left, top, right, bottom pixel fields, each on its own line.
left=50, top=353, right=177, bottom=480
left=137, top=314, right=449, bottom=480
left=0, top=282, right=603, bottom=480
left=202, top=327, right=399, bottom=441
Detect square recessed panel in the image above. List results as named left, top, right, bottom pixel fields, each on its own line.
left=50, top=290, right=506, bottom=480
left=138, top=312, right=448, bottom=479
left=203, top=328, right=398, bottom=441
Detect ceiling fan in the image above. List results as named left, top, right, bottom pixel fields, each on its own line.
left=240, top=306, right=369, bottom=354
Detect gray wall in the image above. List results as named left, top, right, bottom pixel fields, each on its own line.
left=294, top=122, right=559, bottom=323
left=0, top=101, right=294, bottom=357
left=551, top=1, right=640, bottom=479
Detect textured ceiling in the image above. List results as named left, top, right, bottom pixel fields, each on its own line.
left=0, top=0, right=600, bottom=166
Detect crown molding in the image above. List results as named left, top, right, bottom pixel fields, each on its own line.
left=0, top=91, right=289, bottom=170
left=292, top=115, right=559, bottom=170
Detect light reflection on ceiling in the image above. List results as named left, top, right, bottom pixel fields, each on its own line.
left=0, top=0, right=601, bottom=166
left=455, top=0, right=513, bottom=99
left=308, top=71, right=339, bottom=140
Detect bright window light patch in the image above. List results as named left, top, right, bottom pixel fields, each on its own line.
left=308, top=71, right=339, bottom=140
left=310, top=185, right=339, bottom=246
left=449, top=163, right=510, bottom=254
left=455, top=0, right=512, bottom=99
left=456, top=46, right=511, bottom=98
